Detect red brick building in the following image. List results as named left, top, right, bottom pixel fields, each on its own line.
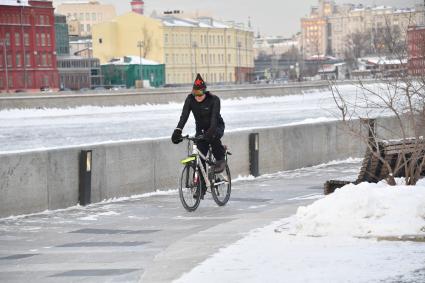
left=0, top=0, right=59, bottom=92
left=407, top=25, right=425, bottom=76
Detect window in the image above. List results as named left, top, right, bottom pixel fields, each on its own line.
left=41, top=34, right=46, bottom=46
left=25, top=53, right=31, bottom=67
left=86, top=13, right=90, bottom=21
left=45, top=16, right=49, bottom=25
left=42, top=53, right=47, bottom=66
left=92, top=13, right=96, bottom=21
left=43, top=75, right=49, bottom=86
left=15, top=33, right=20, bottom=46
left=5, top=33, right=10, bottom=46
left=228, top=54, right=231, bottom=64
left=99, top=38, right=103, bottom=44
left=47, top=34, right=51, bottom=46
left=24, top=33, right=29, bottom=46
left=86, top=24, right=91, bottom=33
left=7, top=54, right=12, bottom=67
left=16, top=54, right=22, bottom=67
left=47, top=54, right=52, bottom=66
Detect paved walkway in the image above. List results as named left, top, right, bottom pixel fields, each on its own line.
left=0, top=161, right=360, bottom=282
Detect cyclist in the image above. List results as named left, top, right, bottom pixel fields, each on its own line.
left=171, top=74, right=226, bottom=194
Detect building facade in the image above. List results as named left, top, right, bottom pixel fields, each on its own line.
left=0, top=0, right=59, bottom=92
left=57, top=56, right=101, bottom=90
left=329, top=4, right=425, bottom=58
left=56, top=0, right=116, bottom=37
left=101, top=56, right=165, bottom=88
left=253, top=36, right=299, bottom=58
left=408, top=25, right=425, bottom=76
left=301, top=0, right=425, bottom=59
left=301, top=0, right=335, bottom=58
left=92, top=12, right=255, bottom=85
left=54, top=14, right=69, bottom=56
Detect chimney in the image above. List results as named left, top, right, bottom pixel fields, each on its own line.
left=131, top=0, right=145, bottom=15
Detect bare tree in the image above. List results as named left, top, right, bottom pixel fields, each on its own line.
left=344, top=30, right=373, bottom=68
left=142, top=27, right=153, bottom=58
left=331, top=21, right=425, bottom=186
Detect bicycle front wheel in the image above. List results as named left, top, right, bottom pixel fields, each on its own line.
left=211, top=164, right=231, bottom=206
left=179, top=164, right=201, bottom=212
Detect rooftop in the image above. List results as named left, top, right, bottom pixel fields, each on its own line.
left=102, top=56, right=161, bottom=66
left=154, top=14, right=250, bottom=31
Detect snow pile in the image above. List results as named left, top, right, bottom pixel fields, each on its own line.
left=289, top=180, right=425, bottom=237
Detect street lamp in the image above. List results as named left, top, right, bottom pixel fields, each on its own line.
left=192, top=41, right=198, bottom=75
left=0, top=39, right=9, bottom=93
left=237, top=41, right=242, bottom=84
left=137, top=40, right=144, bottom=86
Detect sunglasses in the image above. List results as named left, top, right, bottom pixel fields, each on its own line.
left=192, top=89, right=205, bottom=97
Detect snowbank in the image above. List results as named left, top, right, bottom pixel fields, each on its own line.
left=288, top=179, right=425, bottom=237
left=175, top=180, right=425, bottom=283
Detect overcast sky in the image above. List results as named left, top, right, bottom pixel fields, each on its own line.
left=55, top=0, right=423, bottom=37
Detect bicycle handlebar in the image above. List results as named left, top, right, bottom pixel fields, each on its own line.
left=182, top=135, right=206, bottom=142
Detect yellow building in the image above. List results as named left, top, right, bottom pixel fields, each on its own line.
left=92, top=12, right=255, bottom=84
left=301, top=0, right=335, bottom=58
left=56, top=0, right=116, bottom=37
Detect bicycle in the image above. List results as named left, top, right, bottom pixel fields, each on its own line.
left=179, top=135, right=232, bottom=212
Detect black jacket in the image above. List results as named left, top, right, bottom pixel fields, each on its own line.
left=176, top=91, right=225, bottom=134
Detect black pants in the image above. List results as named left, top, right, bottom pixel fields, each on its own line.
left=196, top=126, right=225, bottom=162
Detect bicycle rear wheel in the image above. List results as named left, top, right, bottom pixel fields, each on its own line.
left=211, top=164, right=231, bottom=206
left=179, top=164, right=201, bottom=212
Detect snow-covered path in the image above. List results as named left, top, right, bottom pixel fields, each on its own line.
left=0, top=159, right=359, bottom=282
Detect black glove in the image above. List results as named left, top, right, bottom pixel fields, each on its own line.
left=205, top=127, right=216, bottom=141
left=171, top=128, right=183, bottom=144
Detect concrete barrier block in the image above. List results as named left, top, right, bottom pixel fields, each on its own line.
left=258, top=127, right=286, bottom=174
left=0, top=152, right=48, bottom=217
left=91, top=146, right=106, bottom=203
left=46, top=149, right=79, bottom=210
left=222, top=131, right=250, bottom=178
left=103, top=141, right=155, bottom=198
left=153, top=138, right=187, bottom=190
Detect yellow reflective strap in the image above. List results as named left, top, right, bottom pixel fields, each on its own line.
left=180, top=156, right=196, bottom=164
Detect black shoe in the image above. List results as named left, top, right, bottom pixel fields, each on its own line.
left=193, top=183, right=207, bottom=199
left=214, top=160, right=226, bottom=173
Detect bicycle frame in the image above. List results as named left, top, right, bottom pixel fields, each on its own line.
left=186, top=140, right=213, bottom=188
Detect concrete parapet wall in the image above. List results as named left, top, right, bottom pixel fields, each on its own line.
left=0, top=117, right=403, bottom=217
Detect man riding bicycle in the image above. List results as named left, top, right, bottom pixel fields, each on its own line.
left=171, top=73, right=226, bottom=177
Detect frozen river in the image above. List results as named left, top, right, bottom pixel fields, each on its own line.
left=0, top=85, right=369, bottom=153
